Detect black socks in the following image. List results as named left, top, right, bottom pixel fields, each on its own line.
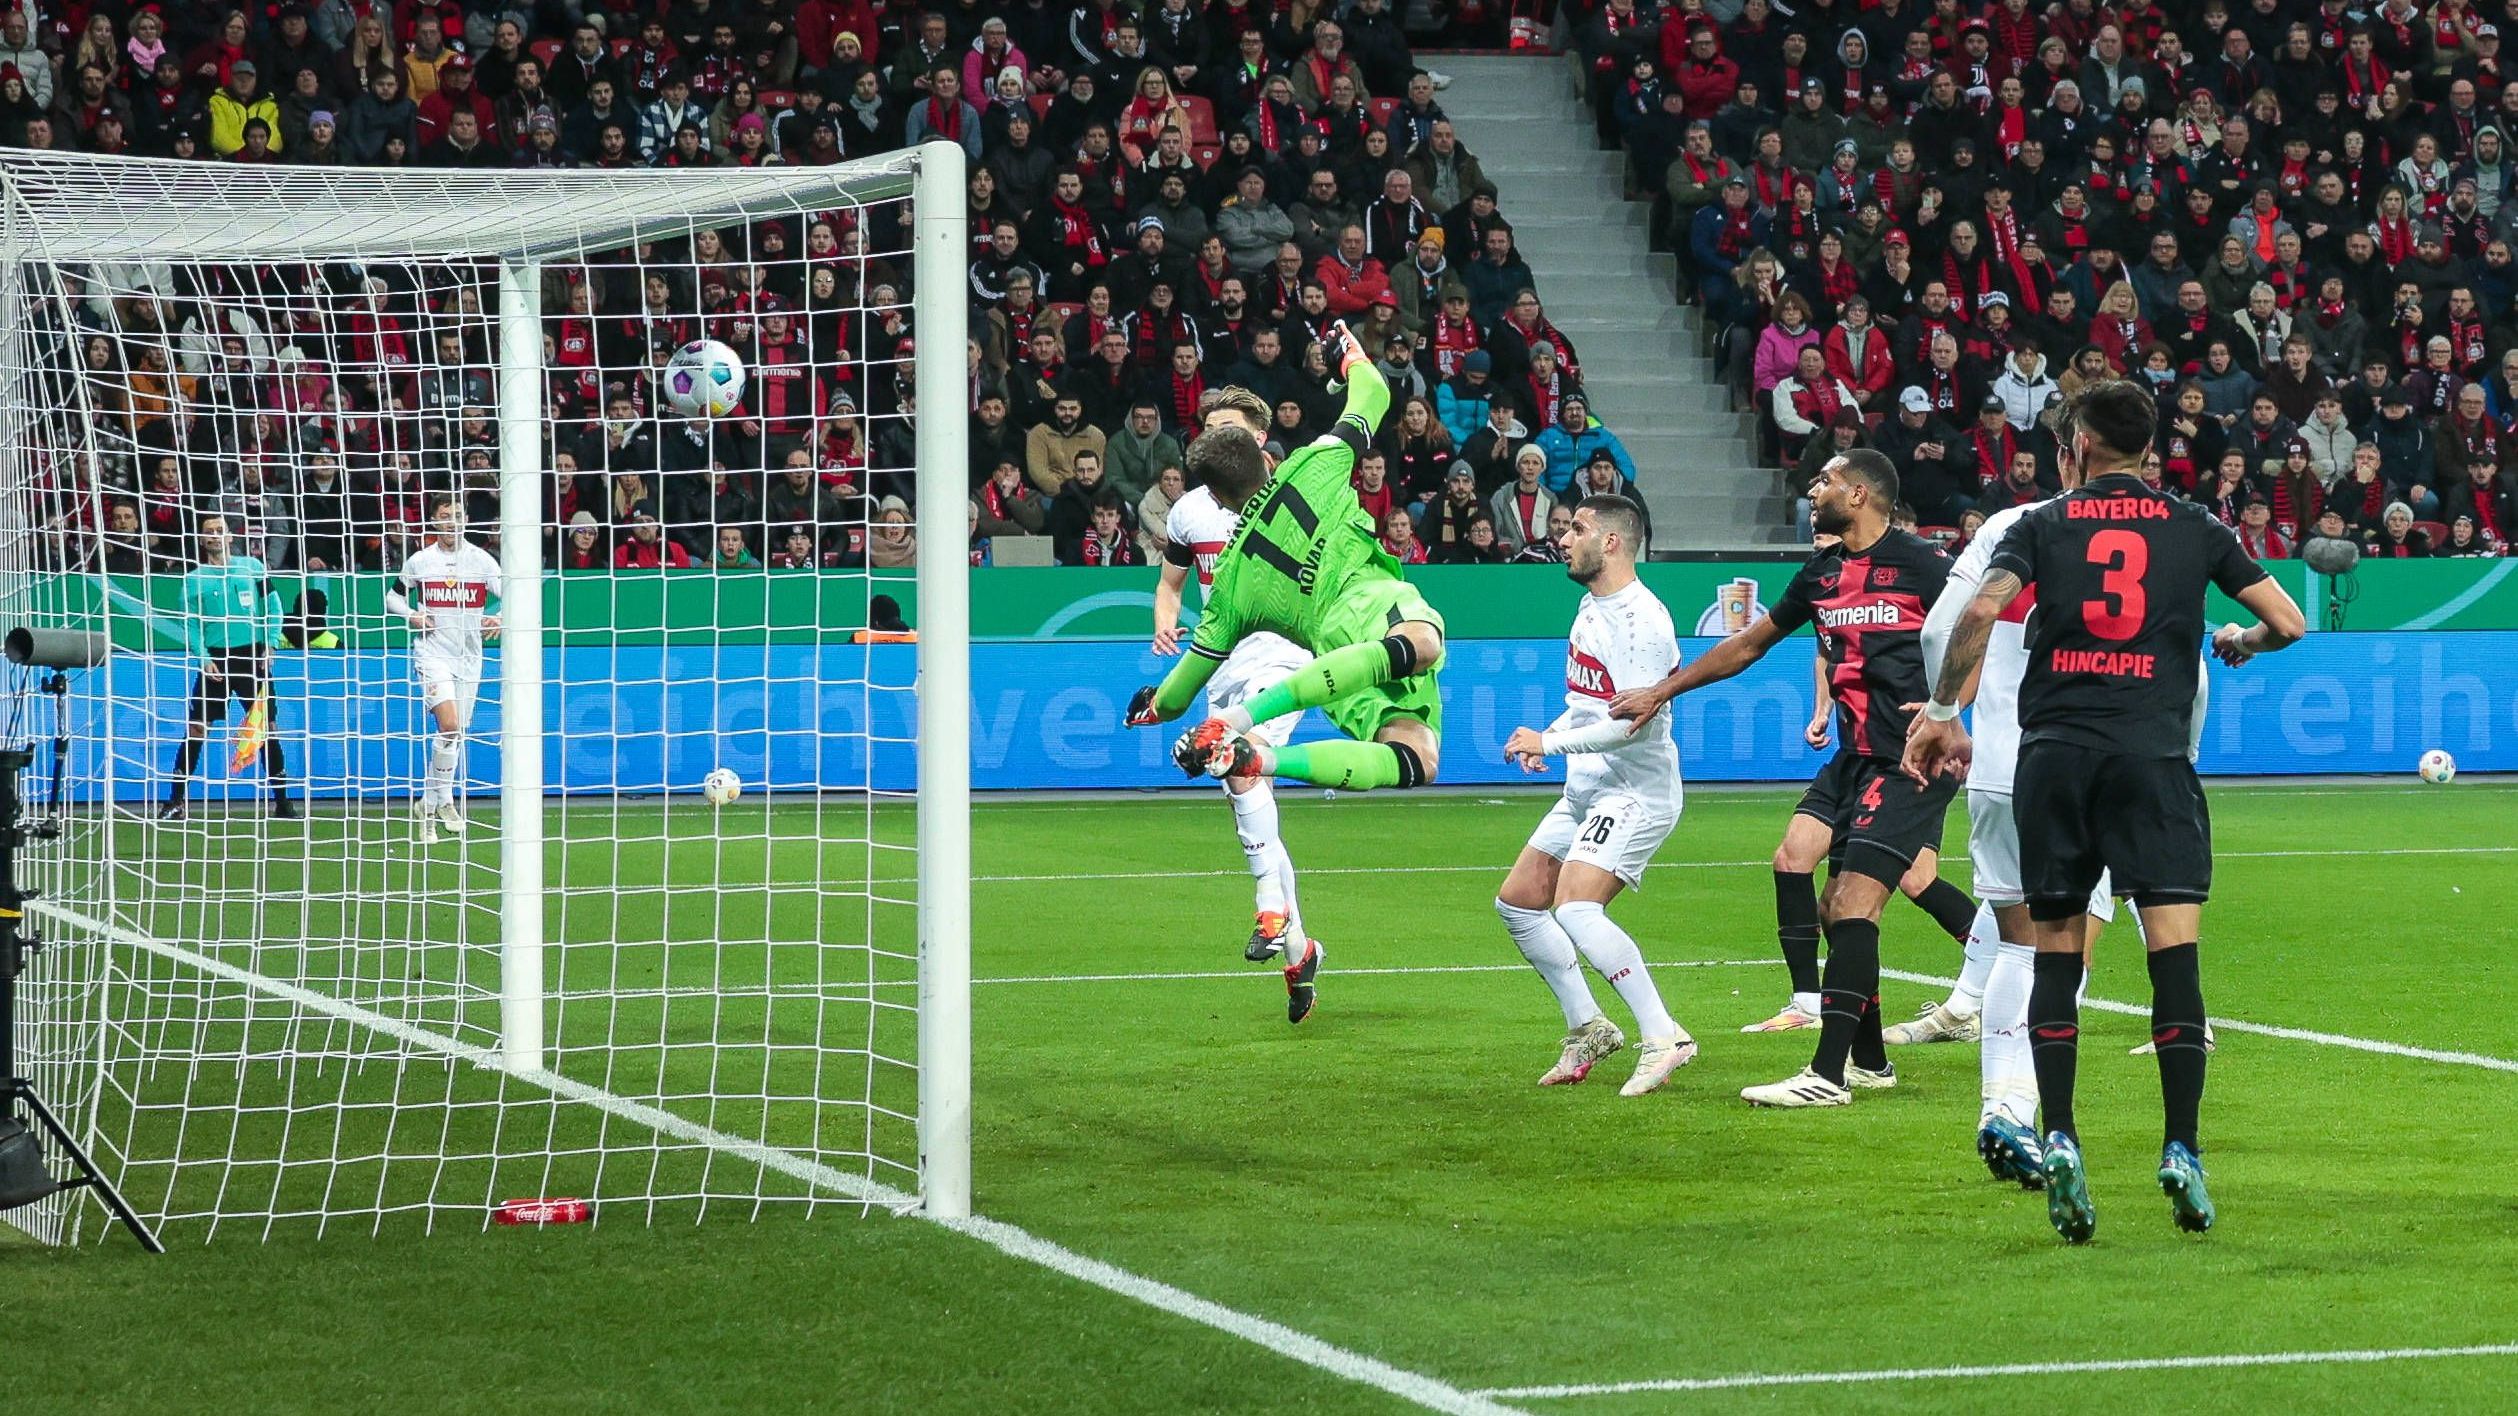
left=1775, top=870, right=1822, bottom=997
left=2148, top=943, right=2208, bottom=1153
left=2028, top=950, right=2085, bottom=1141
left=1913, top=877, right=1978, bottom=943
left=1811, top=918, right=1881, bottom=1086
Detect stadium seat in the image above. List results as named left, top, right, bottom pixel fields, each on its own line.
left=1368, top=97, right=1399, bottom=129
left=761, top=89, right=797, bottom=110
left=2414, top=520, right=2450, bottom=545
left=530, top=38, right=561, bottom=66
left=609, top=36, right=633, bottom=57
left=1043, top=301, right=1084, bottom=325
left=1179, top=95, right=1219, bottom=145
left=1919, top=525, right=1961, bottom=547
left=1029, top=93, right=1054, bottom=118
left=1193, top=143, right=1221, bottom=170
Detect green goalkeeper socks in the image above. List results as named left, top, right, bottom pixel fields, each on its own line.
left=1269, top=740, right=1407, bottom=790
left=1241, top=639, right=1410, bottom=726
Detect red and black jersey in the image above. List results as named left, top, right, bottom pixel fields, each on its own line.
left=1767, top=529, right=1952, bottom=761
left=750, top=337, right=825, bottom=433
left=1988, top=473, right=2270, bottom=758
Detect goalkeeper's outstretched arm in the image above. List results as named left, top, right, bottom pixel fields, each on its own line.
left=1329, top=322, right=1391, bottom=444
left=1132, top=648, right=1224, bottom=726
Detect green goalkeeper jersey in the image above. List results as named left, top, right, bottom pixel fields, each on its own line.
left=1185, top=372, right=1394, bottom=662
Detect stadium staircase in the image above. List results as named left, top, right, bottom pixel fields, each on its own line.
left=1434, top=54, right=1797, bottom=551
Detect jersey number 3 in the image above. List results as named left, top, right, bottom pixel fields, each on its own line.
left=2082, top=529, right=2148, bottom=642
left=1244, top=483, right=1320, bottom=582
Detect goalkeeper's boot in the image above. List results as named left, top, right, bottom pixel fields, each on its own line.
left=1619, top=1035, right=1698, bottom=1096
left=1843, top=1059, right=1897, bottom=1090
left=1883, top=1000, right=1981, bottom=1044
left=1171, top=719, right=1237, bottom=779
left=155, top=797, right=185, bottom=821
left=415, top=800, right=442, bottom=846
left=1741, top=1067, right=1852, bottom=1108
left=2130, top=1022, right=2216, bottom=1056
left=269, top=791, right=300, bottom=821
left=2042, top=1131, right=2097, bottom=1244
left=1246, top=910, right=1292, bottom=962
left=1740, top=998, right=1821, bottom=1033
left=1978, top=1115, right=2048, bottom=1190
left=1283, top=938, right=1321, bottom=1025
left=435, top=802, right=467, bottom=836
left=2158, top=1141, right=2216, bottom=1234
left=1537, top=1015, right=1624, bottom=1086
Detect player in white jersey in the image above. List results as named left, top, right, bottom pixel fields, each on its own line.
left=1915, top=431, right=2207, bottom=1187
left=384, top=498, right=502, bottom=844
left=1150, top=387, right=1318, bottom=967
left=1494, top=495, right=1698, bottom=1096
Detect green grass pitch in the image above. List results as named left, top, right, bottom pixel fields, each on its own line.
left=9, top=780, right=2518, bottom=1414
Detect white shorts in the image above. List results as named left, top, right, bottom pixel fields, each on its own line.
left=1527, top=791, right=1678, bottom=890
left=415, top=651, right=485, bottom=724
left=1967, top=788, right=2115, bottom=921
left=1208, top=636, right=1311, bottom=750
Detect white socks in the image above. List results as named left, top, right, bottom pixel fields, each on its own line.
left=1496, top=899, right=1598, bottom=1029
left=1980, top=936, right=2096, bottom=1127
left=1228, top=781, right=1297, bottom=940
left=425, top=729, right=461, bottom=809
left=1980, top=941, right=2038, bottom=1127
left=1947, top=903, right=1999, bottom=1016
left=1555, top=900, right=1682, bottom=1042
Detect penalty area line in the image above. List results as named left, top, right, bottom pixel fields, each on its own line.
left=1472, top=1342, right=2518, bottom=1399
left=29, top=900, right=1525, bottom=1416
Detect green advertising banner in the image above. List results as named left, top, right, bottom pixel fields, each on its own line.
left=45, top=556, right=2517, bottom=650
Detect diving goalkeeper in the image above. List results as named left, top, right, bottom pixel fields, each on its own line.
left=1127, top=321, right=1448, bottom=792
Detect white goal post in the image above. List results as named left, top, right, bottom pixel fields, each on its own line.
left=0, top=144, right=970, bottom=1241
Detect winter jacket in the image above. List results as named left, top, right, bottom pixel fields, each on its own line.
left=1751, top=322, right=1821, bottom=395
left=1533, top=418, right=1640, bottom=497
left=1437, top=374, right=1496, bottom=445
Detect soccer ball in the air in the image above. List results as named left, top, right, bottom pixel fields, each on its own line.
left=663, top=339, right=747, bottom=418
left=702, top=767, right=743, bottom=806
left=2418, top=749, right=2457, bottom=785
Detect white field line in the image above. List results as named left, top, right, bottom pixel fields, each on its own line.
left=32, top=900, right=1525, bottom=1416
left=935, top=843, right=2518, bottom=887
left=1880, top=966, right=2518, bottom=1074
left=1473, top=1343, right=2518, bottom=1399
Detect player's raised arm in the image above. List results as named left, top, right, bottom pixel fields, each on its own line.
left=1607, top=613, right=1788, bottom=728
left=1903, top=567, right=2015, bottom=784
left=1151, top=558, right=1190, bottom=656
left=1328, top=322, right=1391, bottom=443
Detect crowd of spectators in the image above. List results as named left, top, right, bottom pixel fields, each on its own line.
left=1580, top=0, right=2518, bottom=555
left=8, top=0, right=1665, bottom=578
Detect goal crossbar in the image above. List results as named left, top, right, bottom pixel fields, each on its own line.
left=0, top=149, right=921, bottom=263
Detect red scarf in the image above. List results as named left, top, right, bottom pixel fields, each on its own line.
left=2376, top=214, right=2414, bottom=263
left=2449, top=315, right=2488, bottom=369
left=1051, top=198, right=1107, bottom=265
left=1525, top=367, right=1563, bottom=427
left=1817, top=257, right=1859, bottom=307
left=1968, top=423, right=2020, bottom=487
left=926, top=95, right=965, bottom=140
left=1166, top=368, right=1207, bottom=428
left=1431, top=312, right=1481, bottom=376
left=1716, top=204, right=1755, bottom=257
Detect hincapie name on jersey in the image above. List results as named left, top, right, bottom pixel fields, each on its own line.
left=2050, top=648, right=2157, bottom=678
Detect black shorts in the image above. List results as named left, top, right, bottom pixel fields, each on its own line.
left=2015, top=739, right=2212, bottom=920
left=187, top=645, right=269, bottom=725
left=1796, top=748, right=1958, bottom=888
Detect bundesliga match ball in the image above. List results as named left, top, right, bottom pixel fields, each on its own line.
left=663, top=339, right=746, bottom=418
left=2418, top=749, right=2457, bottom=785
left=702, top=767, right=743, bottom=806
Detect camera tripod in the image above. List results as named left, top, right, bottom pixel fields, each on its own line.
left=0, top=713, right=163, bottom=1251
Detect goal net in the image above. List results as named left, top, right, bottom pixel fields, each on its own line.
left=0, top=148, right=970, bottom=1243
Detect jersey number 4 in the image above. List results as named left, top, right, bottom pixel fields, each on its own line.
left=1243, top=482, right=1321, bottom=581
left=2082, top=529, right=2149, bottom=642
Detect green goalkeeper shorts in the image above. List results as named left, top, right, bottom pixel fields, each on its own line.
left=1315, top=577, right=1446, bottom=743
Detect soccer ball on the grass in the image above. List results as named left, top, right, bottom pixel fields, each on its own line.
left=702, top=767, right=743, bottom=806
left=663, top=339, right=746, bottom=418
left=2418, top=749, right=2457, bottom=784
